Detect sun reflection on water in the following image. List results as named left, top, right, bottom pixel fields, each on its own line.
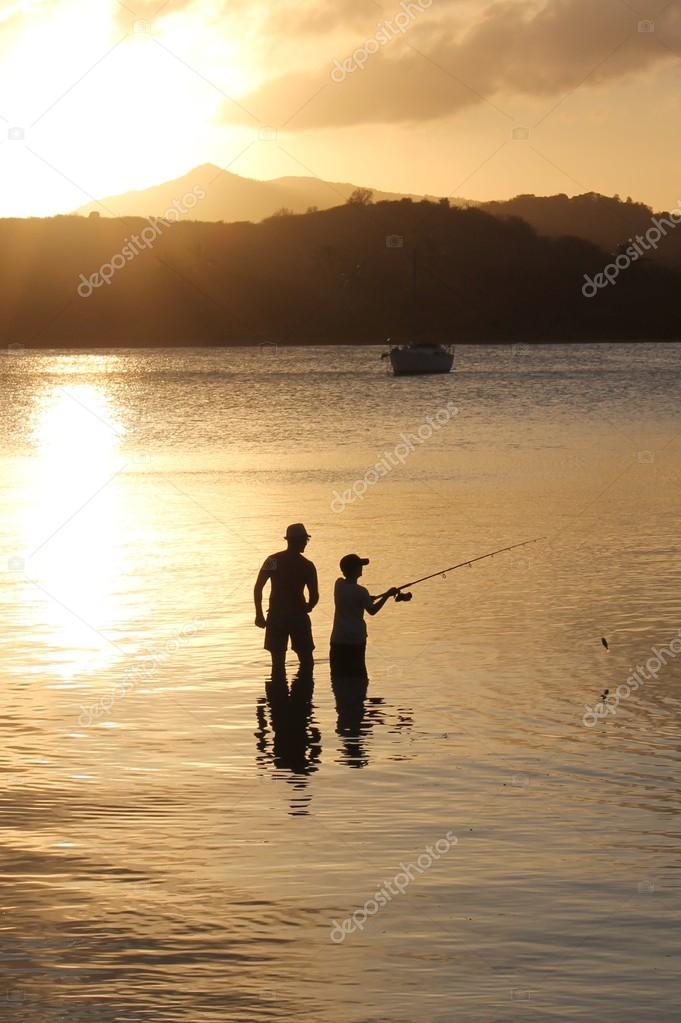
left=21, top=382, right=128, bottom=681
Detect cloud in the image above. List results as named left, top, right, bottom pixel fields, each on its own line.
left=264, top=0, right=421, bottom=36
left=112, top=0, right=198, bottom=31
left=0, top=0, right=54, bottom=36
left=264, top=0, right=480, bottom=36
left=221, top=0, right=681, bottom=129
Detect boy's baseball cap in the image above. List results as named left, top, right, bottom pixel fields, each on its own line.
left=285, top=523, right=311, bottom=539
left=340, top=553, right=370, bottom=575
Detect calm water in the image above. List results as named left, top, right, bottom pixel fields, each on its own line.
left=1, top=343, right=680, bottom=1022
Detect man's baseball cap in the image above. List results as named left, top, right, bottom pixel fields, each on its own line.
left=285, top=523, right=311, bottom=540
left=340, top=553, right=369, bottom=575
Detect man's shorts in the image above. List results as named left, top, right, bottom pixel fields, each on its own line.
left=265, top=611, right=315, bottom=655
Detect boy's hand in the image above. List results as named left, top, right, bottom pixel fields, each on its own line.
left=387, top=587, right=399, bottom=597
left=255, top=612, right=267, bottom=629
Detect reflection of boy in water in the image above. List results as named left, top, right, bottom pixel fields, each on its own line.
left=330, top=554, right=397, bottom=677
left=254, top=523, right=318, bottom=677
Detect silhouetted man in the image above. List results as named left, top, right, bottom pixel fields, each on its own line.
left=254, top=523, right=319, bottom=677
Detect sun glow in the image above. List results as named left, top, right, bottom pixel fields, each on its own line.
left=0, top=0, right=255, bottom=215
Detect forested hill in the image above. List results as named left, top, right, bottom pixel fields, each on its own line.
left=480, top=192, right=681, bottom=271
left=2, top=199, right=679, bottom=347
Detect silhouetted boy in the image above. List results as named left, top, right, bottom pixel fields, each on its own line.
left=330, top=554, right=397, bottom=677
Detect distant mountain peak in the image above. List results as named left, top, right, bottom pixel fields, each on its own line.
left=73, top=165, right=459, bottom=223
left=192, top=162, right=224, bottom=175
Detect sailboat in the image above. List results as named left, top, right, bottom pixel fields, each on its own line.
left=383, top=342, right=454, bottom=376
left=380, top=246, right=455, bottom=376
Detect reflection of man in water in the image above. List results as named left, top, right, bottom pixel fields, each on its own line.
left=254, top=523, right=319, bottom=677
left=256, top=671, right=321, bottom=777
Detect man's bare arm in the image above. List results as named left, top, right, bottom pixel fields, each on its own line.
left=306, top=565, right=319, bottom=612
left=254, top=569, right=269, bottom=627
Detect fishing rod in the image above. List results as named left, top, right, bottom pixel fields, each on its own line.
left=381, top=537, right=546, bottom=601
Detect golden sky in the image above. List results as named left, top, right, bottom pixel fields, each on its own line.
left=1, top=0, right=680, bottom=217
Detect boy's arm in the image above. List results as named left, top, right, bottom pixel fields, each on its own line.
left=366, top=588, right=398, bottom=616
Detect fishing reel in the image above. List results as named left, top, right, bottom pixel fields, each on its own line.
left=394, top=591, right=413, bottom=602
